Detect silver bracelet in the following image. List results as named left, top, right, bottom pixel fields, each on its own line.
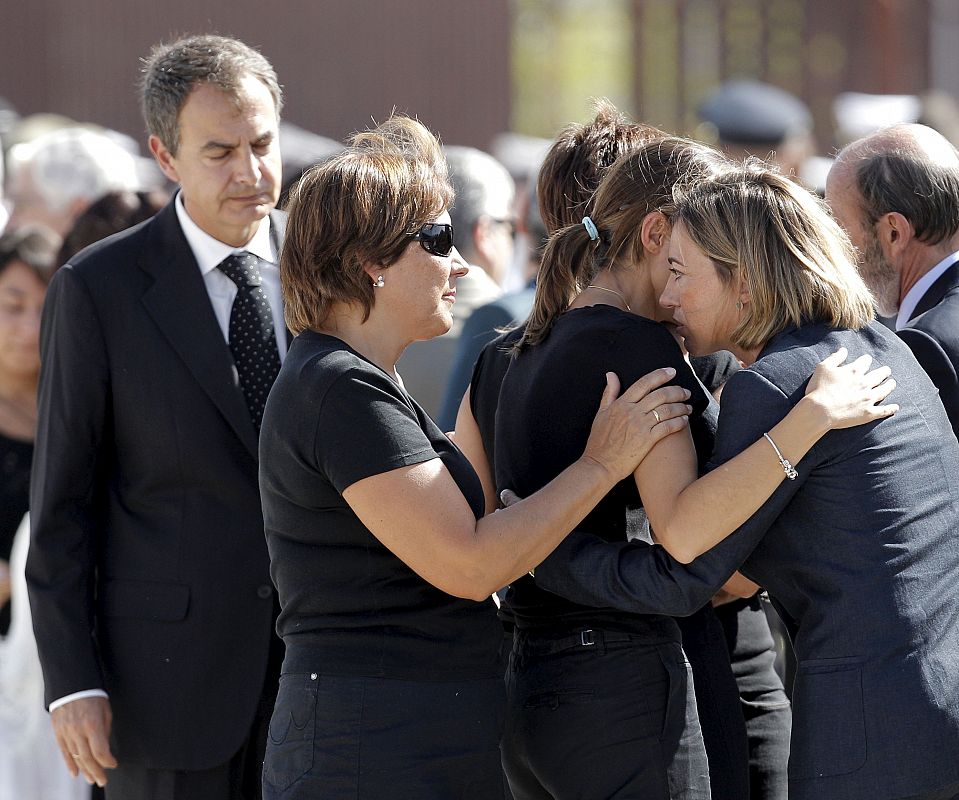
left=763, top=433, right=798, bottom=480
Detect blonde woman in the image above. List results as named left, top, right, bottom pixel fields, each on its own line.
left=535, top=165, right=959, bottom=800
left=489, top=141, right=896, bottom=799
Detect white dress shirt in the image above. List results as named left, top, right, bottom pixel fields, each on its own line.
left=175, top=192, right=287, bottom=356
left=49, top=196, right=285, bottom=714
left=895, top=251, right=959, bottom=330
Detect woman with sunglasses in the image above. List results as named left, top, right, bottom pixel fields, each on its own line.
left=257, top=116, right=694, bottom=800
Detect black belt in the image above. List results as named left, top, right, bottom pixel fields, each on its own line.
left=512, top=626, right=678, bottom=657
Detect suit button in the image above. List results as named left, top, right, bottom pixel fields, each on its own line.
left=257, top=585, right=273, bottom=599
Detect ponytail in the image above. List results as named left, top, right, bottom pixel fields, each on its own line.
left=517, top=136, right=731, bottom=352
left=517, top=221, right=606, bottom=351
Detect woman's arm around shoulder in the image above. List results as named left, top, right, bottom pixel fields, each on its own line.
left=343, top=369, right=691, bottom=600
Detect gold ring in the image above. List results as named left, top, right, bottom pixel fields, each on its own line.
left=652, top=409, right=661, bottom=423
left=71, top=754, right=80, bottom=759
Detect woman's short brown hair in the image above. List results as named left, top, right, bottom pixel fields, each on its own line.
left=281, top=116, right=453, bottom=334
left=674, top=164, right=875, bottom=351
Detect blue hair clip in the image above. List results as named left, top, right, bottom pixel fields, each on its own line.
left=582, top=216, right=600, bottom=241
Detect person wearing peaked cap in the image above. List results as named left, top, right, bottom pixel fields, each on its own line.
left=699, top=79, right=815, bottom=179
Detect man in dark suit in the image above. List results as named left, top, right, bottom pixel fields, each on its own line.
left=827, top=123, right=959, bottom=436
left=26, top=35, right=286, bottom=799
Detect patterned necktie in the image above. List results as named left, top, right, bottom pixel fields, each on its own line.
left=216, top=251, right=281, bottom=432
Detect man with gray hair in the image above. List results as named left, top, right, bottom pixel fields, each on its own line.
left=445, top=145, right=516, bottom=287
left=826, top=123, right=959, bottom=436
left=6, top=127, right=141, bottom=236
left=396, top=146, right=511, bottom=417
left=27, top=34, right=286, bottom=799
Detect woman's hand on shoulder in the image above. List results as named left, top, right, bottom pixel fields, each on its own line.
left=581, top=368, right=692, bottom=482
left=804, top=347, right=899, bottom=430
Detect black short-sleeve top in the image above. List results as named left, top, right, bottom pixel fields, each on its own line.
left=259, top=331, right=504, bottom=680
left=493, top=306, right=716, bottom=633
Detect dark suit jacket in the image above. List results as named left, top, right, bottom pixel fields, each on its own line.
left=898, top=260, right=959, bottom=438
left=436, top=284, right=535, bottom=431
left=26, top=201, right=285, bottom=770
left=533, top=321, right=959, bottom=800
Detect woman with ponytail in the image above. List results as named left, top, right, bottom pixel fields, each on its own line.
left=487, top=138, right=896, bottom=799
left=456, top=106, right=757, bottom=799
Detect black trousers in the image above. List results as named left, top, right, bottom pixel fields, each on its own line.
left=262, top=662, right=506, bottom=800
left=715, top=597, right=791, bottom=800
left=105, top=630, right=283, bottom=800
left=502, top=629, right=710, bottom=800
left=677, top=606, right=749, bottom=800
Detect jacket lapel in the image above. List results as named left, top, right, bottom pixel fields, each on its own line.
left=910, top=259, right=959, bottom=321
left=138, top=203, right=259, bottom=459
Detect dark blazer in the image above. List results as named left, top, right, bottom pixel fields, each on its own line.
left=436, top=284, right=535, bottom=431
left=26, top=201, right=285, bottom=770
left=532, top=321, right=959, bottom=800
left=898, top=259, right=959, bottom=438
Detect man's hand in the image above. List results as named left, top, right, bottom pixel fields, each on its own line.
left=51, top=696, right=117, bottom=787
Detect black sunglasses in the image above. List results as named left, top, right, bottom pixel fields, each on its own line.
left=411, top=223, right=455, bottom=257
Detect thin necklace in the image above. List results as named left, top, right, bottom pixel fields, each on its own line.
left=585, top=284, right=631, bottom=312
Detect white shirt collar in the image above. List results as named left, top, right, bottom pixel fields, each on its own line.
left=895, top=250, right=959, bottom=329
left=175, top=191, right=276, bottom=275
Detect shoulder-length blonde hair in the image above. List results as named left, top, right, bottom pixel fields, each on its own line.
left=281, top=115, right=453, bottom=334
left=674, top=164, right=875, bottom=351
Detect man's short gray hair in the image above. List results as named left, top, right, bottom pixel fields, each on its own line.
left=443, top=146, right=515, bottom=263
left=141, top=34, right=282, bottom=155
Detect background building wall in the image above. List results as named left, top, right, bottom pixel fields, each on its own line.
left=0, top=0, right=953, bottom=157
left=0, top=1, right=511, bottom=149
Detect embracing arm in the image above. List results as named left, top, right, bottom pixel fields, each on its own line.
left=345, top=369, right=691, bottom=601
left=534, top=349, right=897, bottom=614
left=636, top=349, right=896, bottom=563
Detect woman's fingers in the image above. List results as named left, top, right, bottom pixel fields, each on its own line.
left=863, top=365, right=893, bottom=388
left=499, top=489, right=522, bottom=508
left=870, top=377, right=897, bottom=404
left=619, top=367, right=677, bottom=403
left=637, top=385, right=691, bottom=416
left=821, top=346, right=849, bottom=367
left=649, top=401, right=693, bottom=425
left=599, top=372, right=621, bottom=411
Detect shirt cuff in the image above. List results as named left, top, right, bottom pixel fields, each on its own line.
left=49, top=689, right=109, bottom=713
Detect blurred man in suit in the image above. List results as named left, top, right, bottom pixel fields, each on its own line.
left=397, top=146, right=510, bottom=418
left=27, top=34, right=286, bottom=799
left=827, top=123, right=959, bottom=436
